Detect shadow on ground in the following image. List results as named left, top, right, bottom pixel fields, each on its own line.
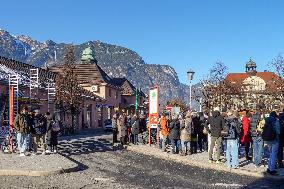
left=57, top=133, right=125, bottom=172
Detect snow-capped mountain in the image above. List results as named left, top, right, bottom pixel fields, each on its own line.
left=0, top=29, right=193, bottom=107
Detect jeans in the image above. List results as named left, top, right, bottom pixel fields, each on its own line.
left=226, top=139, right=239, bottom=168
left=268, top=142, right=279, bottom=171
left=209, top=137, right=222, bottom=160
left=133, top=134, right=138, bottom=144
left=198, top=133, right=208, bottom=151
left=32, top=134, right=46, bottom=153
left=162, top=136, right=168, bottom=151
left=112, top=128, right=118, bottom=143
left=171, top=139, right=181, bottom=154
left=252, top=137, right=264, bottom=166
left=17, top=133, right=29, bottom=153
left=159, top=137, right=163, bottom=149
left=278, top=139, right=284, bottom=164
left=181, top=140, right=190, bottom=153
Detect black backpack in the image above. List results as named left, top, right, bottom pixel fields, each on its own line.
left=262, top=121, right=276, bottom=141
left=225, top=119, right=237, bottom=139
left=250, top=114, right=260, bottom=137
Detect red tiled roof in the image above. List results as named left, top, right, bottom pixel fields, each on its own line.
left=226, top=72, right=281, bottom=83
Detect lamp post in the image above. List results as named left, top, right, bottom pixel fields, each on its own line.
left=187, top=69, right=195, bottom=110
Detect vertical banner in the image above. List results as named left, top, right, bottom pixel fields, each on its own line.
left=148, top=86, right=159, bottom=145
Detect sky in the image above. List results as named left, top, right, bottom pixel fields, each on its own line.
left=1, top=0, right=284, bottom=84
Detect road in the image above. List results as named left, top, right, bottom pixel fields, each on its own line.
left=0, top=132, right=283, bottom=189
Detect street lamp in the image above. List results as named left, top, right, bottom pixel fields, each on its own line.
left=187, top=69, right=195, bottom=110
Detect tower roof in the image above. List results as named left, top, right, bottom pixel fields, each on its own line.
left=246, top=58, right=256, bottom=68
left=81, top=47, right=95, bottom=62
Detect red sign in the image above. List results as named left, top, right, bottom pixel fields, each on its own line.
left=165, top=105, right=173, bottom=111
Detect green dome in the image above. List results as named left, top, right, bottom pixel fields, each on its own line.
left=246, top=58, right=256, bottom=68
left=81, top=47, right=95, bottom=61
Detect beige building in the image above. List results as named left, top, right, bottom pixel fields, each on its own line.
left=224, top=59, right=283, bottom=111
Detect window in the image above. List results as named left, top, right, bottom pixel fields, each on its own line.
left=109, top=89, right=112, bottom=97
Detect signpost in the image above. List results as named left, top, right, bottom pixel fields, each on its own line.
left=148, top=86, right=159, bottom=145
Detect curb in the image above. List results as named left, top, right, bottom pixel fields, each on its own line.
left=0, top=165, right=80, bottom=177
left=127, top=145, right=284, bottom=180
left=0, top=153, right=80, bottom=177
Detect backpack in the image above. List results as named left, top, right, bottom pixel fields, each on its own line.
left=186, top=120, right=194, bottom=134
left=262, top=121, right=276, bottom=141
left=225, top=119, right=237, bottom=139
left=52, top=121, right=60, bottom=132
left=250, top=114, right=260, bottom=137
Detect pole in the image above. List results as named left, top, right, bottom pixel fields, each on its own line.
left=135, top=88, right=138, bottom=114
left=199, top=97, right=202, bottom=112
left=189, top=80, right=192, bottom=110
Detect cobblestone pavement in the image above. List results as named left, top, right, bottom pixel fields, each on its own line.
left=0, top=132, right=283, bottom=189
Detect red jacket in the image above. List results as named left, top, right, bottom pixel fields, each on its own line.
left=241, top=116, right=251, bottom=144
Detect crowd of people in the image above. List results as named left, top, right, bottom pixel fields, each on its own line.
left=14, top=106, right=60, bottom=157
left=112, top=108, right=284, bottom=176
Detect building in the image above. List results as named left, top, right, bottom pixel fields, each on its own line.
left=0, top=47, right=148, bottom=130
left=112, top=77, right=147, bottom=115
left=0, top=56, right=105, bottom=130
left=224, top=59, right=283, bottom=111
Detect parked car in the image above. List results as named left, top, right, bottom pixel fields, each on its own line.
left=104, top=119, right=112, bottom=132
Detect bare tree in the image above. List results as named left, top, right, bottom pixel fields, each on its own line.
left=55, top=46, right=83, bottom=132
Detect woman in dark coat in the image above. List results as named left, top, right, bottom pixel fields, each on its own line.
left=169, top=114, right=181, bottom=154
left=131, top=115, right=140, bottom=145
left=45, top=113, right=59, bottom=154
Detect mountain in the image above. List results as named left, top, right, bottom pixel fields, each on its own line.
left=0, top=28, right=194, bottom=108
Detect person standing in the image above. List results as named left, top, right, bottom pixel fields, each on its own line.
left=241, top=110, right=252, bottom=160
left=169, top=114, right=181, bottom=154
left=131, top=115, right=140, bottom=145
left=117, top=113, right=127, bottom=145
left=14, top=106, right=30, bottom=156
left=112, top=113, right=118, bottom=144
left=278, top=109, right=284, bottom=168
left=45, top=112, right=59, bottom=154
left=205, top=109, right=225, bottom=164
left=198, top=112, right=208, bottom=152
left=30, top=110, right=47, bottom=155
left=225, top=111, right=241, bottom=169
left=250, top=110, right=262, bottom=165
left=180, top=112, right=192, bottom=155
left=263, top=111, right=280, bottom=175
left=160, top=113, right=170, bottom=152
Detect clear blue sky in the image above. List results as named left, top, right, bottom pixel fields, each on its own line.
left=1, top=0, right=284, bottom=84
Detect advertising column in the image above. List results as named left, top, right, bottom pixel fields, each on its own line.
left=149, top=86, right=159, bottom=145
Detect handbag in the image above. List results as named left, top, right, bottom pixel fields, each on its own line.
left=221, top=129, right=228, bottom=137
left=203, top=127, right=208, bottom=135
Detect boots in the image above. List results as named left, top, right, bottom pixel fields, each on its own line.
left=278, top=160, right=284, bottom=168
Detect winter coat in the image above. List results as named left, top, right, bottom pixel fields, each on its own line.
left=205, top=111, right=225, bottom=137
left=30, top=114, right=47, bottom=135
left=241, top=116, right=251, bottom=144
left=14, top=113, right=30, bottom=134
left=224, top=115, right=241, bottom=140
left=250, top=113, right=261, bottom=137
left=180, top=117, right=191, bottom=141
left=46, top=117, right=58, bottom=146
left=279, top=113, right=284, bottom=143
left=160, top=116, right=169, bottom=137
left=131, top=118, right=140, bottom=135
left=169, top=119, right=180, bottom=140
left=139, top=118, right=147, bottom=133
left=265, top=116, right=281, bottom=144
left=117, top=115, right=127, bottom=138
left=112, top=117, right=118, bottom=129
